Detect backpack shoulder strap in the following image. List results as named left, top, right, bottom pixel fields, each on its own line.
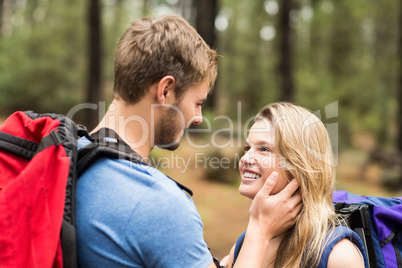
left=77, top=127, right=150, bottom=176
left=77, top=128, right=193, bottom=196
left=317, top=225, right=369, bottom=268
left=232, top=231, right=246, bottom=266
left=233, top=227, right=369, bottom=268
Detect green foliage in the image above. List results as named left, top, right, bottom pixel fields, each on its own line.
left=216, top=0, right=399, bottom=151
left=0, top=0, right=86, bottom=115
left=0, top=0, right=400, bottom=154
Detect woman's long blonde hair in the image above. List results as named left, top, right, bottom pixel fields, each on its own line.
left=257, top=102, right=341, bottom=268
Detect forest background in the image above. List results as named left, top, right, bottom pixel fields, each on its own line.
left=1, top=0, right=402, bottom=258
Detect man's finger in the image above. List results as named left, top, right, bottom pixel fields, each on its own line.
left=292, top=202, right=303, bottom=224
left=256, top=171, right=278, bottom=197
left=290, top=189, right=302, bottom=204
left=279, top=178, right=299, bottom=198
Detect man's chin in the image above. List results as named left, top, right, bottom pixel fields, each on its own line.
left=156, top=141, right=180, bottom=151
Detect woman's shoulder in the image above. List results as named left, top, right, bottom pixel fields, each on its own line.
left=321, top=225, right=367, bottom=268
left=327, top=238, right=365, bottom=268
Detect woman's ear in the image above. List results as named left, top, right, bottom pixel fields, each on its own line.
left=156, top=75, right=175, bottom=104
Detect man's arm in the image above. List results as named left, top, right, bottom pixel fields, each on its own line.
left=234, top=172, right=302, bottom=267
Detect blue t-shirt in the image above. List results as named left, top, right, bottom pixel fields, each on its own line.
left=75, top=138, right=212, bottom=267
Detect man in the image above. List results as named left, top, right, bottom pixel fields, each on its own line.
left=75, top=15, right=302, bottom=267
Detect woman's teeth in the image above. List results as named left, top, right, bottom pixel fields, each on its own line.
left=243, top=172, right=261, bottom=179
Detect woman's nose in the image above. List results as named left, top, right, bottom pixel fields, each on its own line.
left=241, top=151, right=258, bottom=165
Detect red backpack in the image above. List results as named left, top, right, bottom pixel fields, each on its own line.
left=0, top=110, right=192, bottom=268
left=0, top=111, right=80, bottom=268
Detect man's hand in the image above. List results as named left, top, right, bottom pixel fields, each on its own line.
left=233, top=172, right=302, bottom=267
left=248, top=171, right=302, bottom=239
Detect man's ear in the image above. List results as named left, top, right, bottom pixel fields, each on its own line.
left=156, top=75, right=175, bottom=104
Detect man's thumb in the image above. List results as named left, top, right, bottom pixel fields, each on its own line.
left=258, top=171, right=278, bottom=197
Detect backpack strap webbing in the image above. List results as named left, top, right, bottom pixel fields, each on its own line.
left=335, top=202, right=376, bottom=268
left=61, top=220, right=78, bottom=268
left=0, top=131, right=38, bottom=159
left=386, top=227, right=402, bottom=267
left=77, top=128, right=193, bottom=196
left=213, top=256, right=224, bottom=268
left=77, top=129, right=150, bottom=176
left=233, top=231, right=246, bottom=266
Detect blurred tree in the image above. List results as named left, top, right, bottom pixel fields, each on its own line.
left=325, top=1, right=367, bottom=148
left=241, top=0, right=270, bottom=114
left=26, top=0, right=38, bottom=26
left=0, top=0, right=3, bottom=36
left=398, top=0, right=402, bottom=152
left=194, top=0, right=218, bottom=49
left=217, top=0, right=275, bottom=121
left=296, top=0, right=334, bottom=109
left=86, top=0, right=103, bottom=129
left=1, top=0, right=402, bottom=186
left=193, top=0, right=218, bottom=109
left=103, top=0, right=126, bottom=86
left=0, top=0, right=85, bottom=116
left=370, top=0, right=398, bottom=147
left=397, top=0, right=402, bottom=186
left=278, top=0, right=295, bottom=101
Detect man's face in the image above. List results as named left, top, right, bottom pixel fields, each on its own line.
left=154, top=80, right=209, bottom=150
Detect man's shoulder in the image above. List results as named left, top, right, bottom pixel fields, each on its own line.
left=76, top=152, right=196, bottom=224
left=77, top=137, right=155, bottom=177
left=78, top=150, right=190, bottom=202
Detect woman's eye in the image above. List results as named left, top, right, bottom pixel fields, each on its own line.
left=261, top=147, right=271, bottom=152
left=244, top=146, right=250, bottom=152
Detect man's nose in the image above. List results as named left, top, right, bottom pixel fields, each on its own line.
left=192, top=115, right=203, bottom=125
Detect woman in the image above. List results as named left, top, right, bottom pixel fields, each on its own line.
left=223, top=102, right=368, bottom=268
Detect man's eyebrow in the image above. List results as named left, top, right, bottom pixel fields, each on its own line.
left=198, top=98, right=207, bottom=106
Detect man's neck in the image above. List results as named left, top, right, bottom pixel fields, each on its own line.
left=92, top=98, right=155, bottom=159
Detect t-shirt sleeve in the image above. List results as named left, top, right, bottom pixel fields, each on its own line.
left=124, top=183, right=213, bottom=268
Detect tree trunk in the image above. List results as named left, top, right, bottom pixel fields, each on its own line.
left=398, top=0, right=402, bottom=153
left=0, top=0, right=3, bottom=36
left=278, top=0, right=294, bottom=101
left=86, top=0, right=102, bottom=129
left=194, top=0, right=217, bottom=49
left=193, top=0, right=218, bottom=109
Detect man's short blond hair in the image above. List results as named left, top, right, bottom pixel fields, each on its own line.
left=113, top=15, right=218, bottom=104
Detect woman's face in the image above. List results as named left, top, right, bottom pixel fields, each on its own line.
left=238, top=119, right=290, bottom=199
